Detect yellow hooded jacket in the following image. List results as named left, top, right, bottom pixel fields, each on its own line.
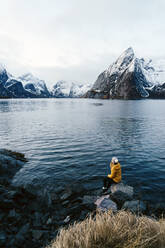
left=108, top=162, right=122, bottom=183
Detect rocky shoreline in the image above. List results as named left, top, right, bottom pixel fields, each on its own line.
left=0, top=149, right=164, bottom=248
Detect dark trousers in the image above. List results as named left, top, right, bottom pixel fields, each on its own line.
left=103, top=177, right=116, bottom=189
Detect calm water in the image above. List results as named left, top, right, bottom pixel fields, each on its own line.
left=0, top=99, right=165, bottom=205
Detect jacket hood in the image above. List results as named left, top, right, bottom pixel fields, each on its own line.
left=111, top=162, right=120, bottom=170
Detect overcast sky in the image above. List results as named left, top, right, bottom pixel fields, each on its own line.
left=0, top=0, right=165, bottom=86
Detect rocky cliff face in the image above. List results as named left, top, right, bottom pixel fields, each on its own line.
left=85, top=48, right=165, bottom=99
left=0, top=83, right=14, bottom=98
left=6, top=80, right=36, bottom=98
left=19, top=73, right=51, bottom=98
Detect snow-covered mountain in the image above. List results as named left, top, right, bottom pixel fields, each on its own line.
left=18, top=73, right=50, bottom=98
left=1, top=49, right=165, bottom=99
left=51, top=80, right=92, bottom=98
left=0, top=68, right=50, bottom=98
left=85, top=47, right=165, bottom=99
left=0, top=66, right=91, bottom=98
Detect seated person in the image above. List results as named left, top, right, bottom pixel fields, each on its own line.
left=102, top=157, right=122, bottom=192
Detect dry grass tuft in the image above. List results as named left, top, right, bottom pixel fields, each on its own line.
left=47, top=210, right=165, bottom=248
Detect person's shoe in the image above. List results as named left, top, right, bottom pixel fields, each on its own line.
left=102, top=187, right=107, bottom=193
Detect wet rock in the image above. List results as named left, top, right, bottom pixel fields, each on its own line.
left=63, top=216, right=70, bottom=224
left=153, top=202, right=165, bottom=216
left=26, top=200, right=40, bottom=212
left=4, top=189, right=17, bottom=200
left=32, top=230, right=44, bottom=240
left=71, top=197, right=83, bottom=204
left=60, top=191, right=72, bottom=201
left=111, top=183, right=134, bottom=198
left=95, top=195, right=117, bottom=211
left=41, top=213, right=49, bottom=224
left=0, top=184, right=7, bottom=194
left=46, top=217, right=52, bottom=225
left=63, top=200, right=70, bottom=206
left=17, top=223, right=30, bottom=235
left=54, top=186, right=65, bottom=195
left=110, top=190, right=133, bottom=209
left=50, top=192, right=59, bottom=202
left=0, top=149, right=27, bottom=162
left=15, top=223, right=30, bottom=243
left=0, top=198, right=13, bottom=210
left=79, top=210, right=88, bottom=221
left=68, top=184, right=86, bottom=195
left=43, top=189, right=52, bottom=207
left=92, top=189, right=103, bottom=196
left=0, top=149, right=27, bottom=184
left=81, top=195, right=97, bottom=211
left=8, top=209, right=20, bottom=221
left=82, top=195, right=97, bottom=205
left=0, top=213, right=5, bottom=221
left=20, top=186, right=37, bottom=200
left=32, top=212, right=42, bottom=227
left=122, top=200, right=146, bottom=213
left=13, top=191, right=29, bottom=206
left=0, top=231, right=6, bottom=246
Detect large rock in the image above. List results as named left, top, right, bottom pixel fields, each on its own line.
left=122, top=200, right=146, bottom=213
left=0, top=149, right=28, bottom=184
left=95, top=195, right=117, bottom=211
left=110, top=183, right=134, bottom=198
left=110, top=190, right=133, bottom=209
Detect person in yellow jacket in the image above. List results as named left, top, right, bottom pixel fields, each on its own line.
left=102, top=157, right=122, bottom=192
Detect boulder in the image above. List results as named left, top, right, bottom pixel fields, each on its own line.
left=15, top=223, right=30, bottom=243
left=0, top=231, right=6, bottom=246
left=0, top=149, right=27, bottom=185
left=32, top=230, right=45, bottom=240
left=95, top=195, right=117, bottom=211
left=82, top=195, right=97, bottom=205
left=122, top=200, right=146, bottom=213
left=60, top=191, right=72, bottom=201
left=111, top=183, right=134, bottom=198
left=110, top=190, right=133, bottom=209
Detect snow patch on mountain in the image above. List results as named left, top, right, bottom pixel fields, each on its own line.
left=18, top=73, right=49, bottom=96
left=51, top=80, right=92, bottom=97
left=108, top=47, right=135, bottom=76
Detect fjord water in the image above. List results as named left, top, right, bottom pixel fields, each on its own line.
left=0, top=99, right=164, bottom=205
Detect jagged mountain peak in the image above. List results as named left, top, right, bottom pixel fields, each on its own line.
left=85, top=47, right=165, bottom=99
left=107, top=47, right=135, bottom=76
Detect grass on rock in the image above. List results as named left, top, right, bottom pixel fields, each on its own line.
left=47, top=210, right=165, bottom=248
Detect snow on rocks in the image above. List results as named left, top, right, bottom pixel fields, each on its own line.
left=51, top=80, right=92, bottom=98
left=19, top=73, right=50, bottom=97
